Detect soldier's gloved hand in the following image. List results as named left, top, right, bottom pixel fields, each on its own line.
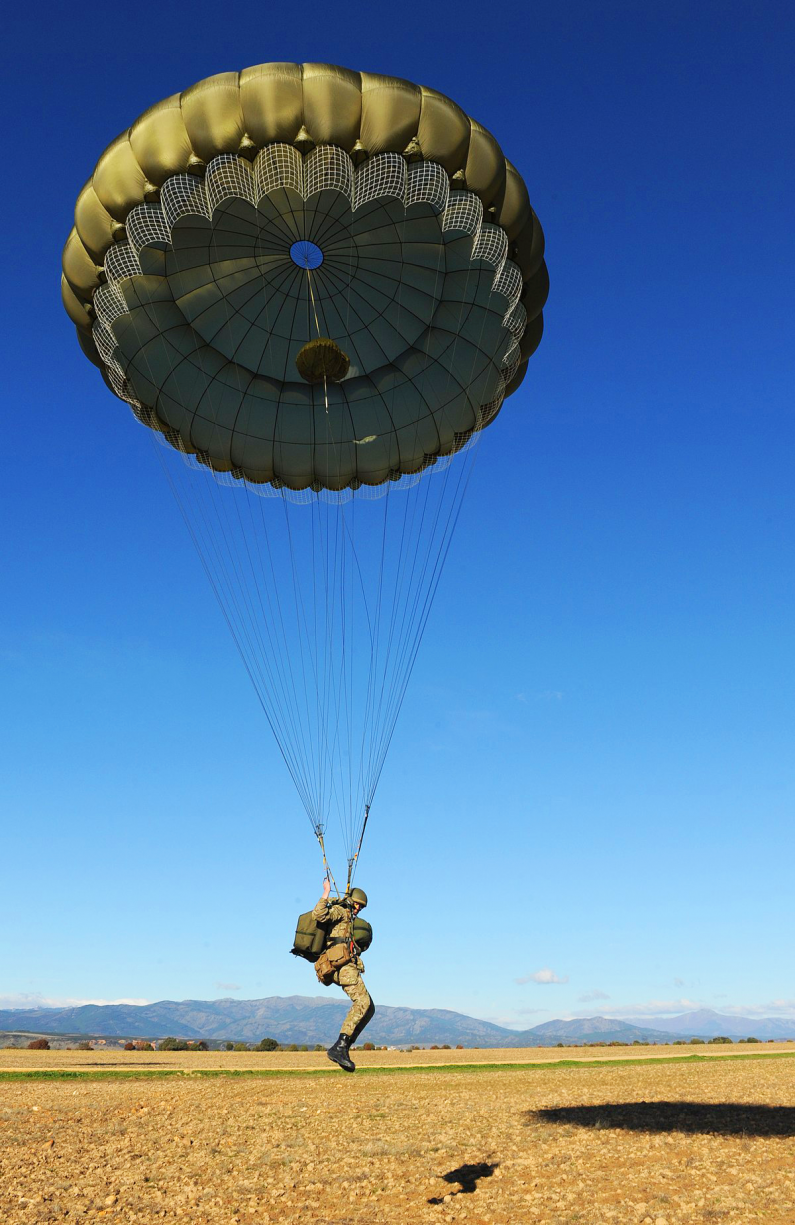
left=322, top=877, right=331, bottom=900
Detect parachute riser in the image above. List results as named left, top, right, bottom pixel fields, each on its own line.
left=345, top=803, right=371, bottom=894
left=315, top=828, right=341, bottom=898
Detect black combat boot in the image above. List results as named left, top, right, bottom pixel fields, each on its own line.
left=326, top=1032, right=355, bottom=1072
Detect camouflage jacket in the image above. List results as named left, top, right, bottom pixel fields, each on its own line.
left=311, top=897, right=365, bottom=972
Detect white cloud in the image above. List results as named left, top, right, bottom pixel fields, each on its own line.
left=516, top=967, right=569, bottom=985
left=715, top=999, right=795, bottom=1018
left=590, top=998, right=703, bottom=1018
left=484, top=1008, right=550, bottom=1029
left=215, top=982, right=242, bottom=992
left=538, top=691, right=563, bottom=702
left=578, top=989, right=610, bottom=1003
left=0, top=993, right=151, bottom=1010
left=673, top=977, right=685, bottom=987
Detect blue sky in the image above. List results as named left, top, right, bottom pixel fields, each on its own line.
left=1, top=0, right=793, bottom=1030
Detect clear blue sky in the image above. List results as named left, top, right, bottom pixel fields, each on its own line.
left=2, top=0, right=793, bottom=1029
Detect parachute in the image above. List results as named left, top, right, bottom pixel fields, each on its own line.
left=62, top=63, right=548, bottom=887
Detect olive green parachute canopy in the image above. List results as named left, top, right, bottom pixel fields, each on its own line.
left=62, top=63, right=548, bottom=493
left=62, top=65, right=550, bottom=882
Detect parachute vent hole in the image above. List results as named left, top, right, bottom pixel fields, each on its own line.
left=290, top=240, right=324, bottom=270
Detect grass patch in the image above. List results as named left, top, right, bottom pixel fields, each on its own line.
left=1, top=1051, right=794, bottom=1083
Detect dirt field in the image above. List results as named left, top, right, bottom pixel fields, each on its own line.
left=1, top=1050, right=794, bottom=1224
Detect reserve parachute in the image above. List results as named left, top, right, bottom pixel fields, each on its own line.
left=62, top=63, right=549, bottom=885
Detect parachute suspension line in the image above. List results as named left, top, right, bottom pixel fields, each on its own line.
left=280, top=488, right=329, bottom=827
left=363, top=436, right=481, bottom=814
left=355, top=474, right=390, bottom=818
left=368, top=437, right=482, bottom=808
left=359, top=230, right=447, bottom=812
left=150, top=438, right=319, bottom=826
left=329, top=210, right=491, bottom=865
left=305, top=265, right=322, bottom=337
left=145, top=262, right=328, bottom=835
left=206, top=232, right=327, bottom=827
left=129, top=154, right=511, bottom=893
left=308, top=249, right=350, bottom=848
left=354, top=201, right=418, bottom=840
left=358, top=218, right=500, bottom=810
left=195, top=450, right=320, bottom=824
left=131, top=263, right=336, bottom=834
left=251, top=485, right=326, bottom=827
left=302, top=264, right=331, bottom=418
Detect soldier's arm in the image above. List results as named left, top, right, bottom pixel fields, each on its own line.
left=311, top=898, right=346, bottom=923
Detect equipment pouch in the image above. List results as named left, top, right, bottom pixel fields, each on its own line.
left=314, top=942, right=353, bottom=985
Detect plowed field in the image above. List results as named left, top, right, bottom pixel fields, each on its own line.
left=2, top=1050, right=794, bottom=1224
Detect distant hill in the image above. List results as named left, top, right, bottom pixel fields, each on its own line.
left=621, top=1008, right=795, bottom=1041
left=506, top=1016, right=687, bottom=1046
left=2, top=999, right=792, bottom=1046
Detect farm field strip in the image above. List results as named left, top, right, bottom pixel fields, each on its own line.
left=1, top=1053, right=793, bottom=1224
left=2, top=1049, right=795, bottom=1082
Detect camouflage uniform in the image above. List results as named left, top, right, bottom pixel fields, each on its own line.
left=312, top=896, right=374, bottom=1040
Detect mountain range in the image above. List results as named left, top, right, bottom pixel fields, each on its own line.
left=621, top=1008, right=795, bottom=1040
left=1, top=999, right=792, bottom=1046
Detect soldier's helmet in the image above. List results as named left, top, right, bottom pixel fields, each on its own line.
left=349, top=888, right=368, bottom=909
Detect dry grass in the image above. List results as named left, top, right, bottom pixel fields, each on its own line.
left=1, top=1051, right=794, bottom=1223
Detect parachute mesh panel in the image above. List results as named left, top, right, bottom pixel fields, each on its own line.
left=254, top=144, right=303, bottom=197
left=92, top=319, right=117, bottom=364
left=104, top=245, right=142, bottom=283
left=160, top=174, right=210, bottom=228
left=407, top=161, right=449, bottom=212
left=93, top=283, right=128, bottom=328
left=442, top=193, right=483, bottom=236
left=473, top=223, right=508, bottom=272
left=305, top=145, right=354, bottom=199
left=126, top=204, right=171, bottom=255
left=205, top=154, right=256, bottom=211
left=494, top=262, right=523, bottom=312
left=354, top=154, right=407, bottom=208
left=505, top=301, right=527, bottom=340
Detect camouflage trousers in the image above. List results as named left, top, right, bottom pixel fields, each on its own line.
left=333, top=963, right=375, bottom=1040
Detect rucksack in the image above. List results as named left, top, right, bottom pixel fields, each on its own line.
left=290, top=909, right=329, bottom=962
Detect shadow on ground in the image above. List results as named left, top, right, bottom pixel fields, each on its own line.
left=428, top=1161, right=499, bottom=1203
left=529, top=1101, right=795, bottom=1137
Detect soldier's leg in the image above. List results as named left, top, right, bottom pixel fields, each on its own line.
left=349, top=997, right=375, bottom=1045
left=336, top=965, right=372, bottom=1038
